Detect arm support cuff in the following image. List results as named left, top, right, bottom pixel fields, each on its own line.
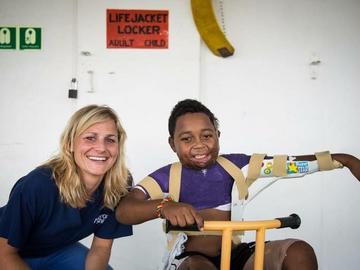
left=315, top=151, right=343, bottom=171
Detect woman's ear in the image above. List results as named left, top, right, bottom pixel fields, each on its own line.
left=168, top=137, right=176, bottom=152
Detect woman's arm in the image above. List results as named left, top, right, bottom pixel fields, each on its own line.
left=85, top=236, right=113, bottom=270
left=0, top=237, right=30, bottom=270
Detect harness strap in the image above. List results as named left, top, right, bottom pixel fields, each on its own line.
left=217, top=156, right=248, bottom=200
left=246, top=153, right=266, bottom=187
left=167, top=157, right=246, bottom=241
left=169, top=162, right=182, bottom=202
left=272, top=155, right=288, bottom=177
left=138, top=176, right=164, bottom=199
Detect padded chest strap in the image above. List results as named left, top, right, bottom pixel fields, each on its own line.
left=169, top=162, right=182, bottom=202
left=138, top=176, right=164, bottom=199
left=169, top=157, right=249, bottom=201
left=217, top=156, right=248, bottom=200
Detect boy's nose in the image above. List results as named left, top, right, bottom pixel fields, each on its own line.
left=193, top=138, right=206, bottom=148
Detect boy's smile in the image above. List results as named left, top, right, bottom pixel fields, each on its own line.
left=169, top=112, right=220, bottom=169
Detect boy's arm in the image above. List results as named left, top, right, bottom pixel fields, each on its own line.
left=116, top=189, right=204, bottom=229
left=116, top=189, right=161, bottom=225
left=294, top=153, right=360, bottom=181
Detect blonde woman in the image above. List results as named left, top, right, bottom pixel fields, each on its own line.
left=0, top=105, right=132, bottom=270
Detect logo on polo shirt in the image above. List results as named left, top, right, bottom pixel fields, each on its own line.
left=94, top=214, right=108, bottom=224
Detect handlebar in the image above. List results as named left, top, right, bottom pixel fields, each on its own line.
left=165, top=213, right=301, bottom=233
left=164, top=214, right=301, bottom=270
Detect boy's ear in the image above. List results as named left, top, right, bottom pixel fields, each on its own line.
left=168, top=137, right=176, bottom=152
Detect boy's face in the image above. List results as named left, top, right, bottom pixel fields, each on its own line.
left=169, top=112, right=220, bottom=169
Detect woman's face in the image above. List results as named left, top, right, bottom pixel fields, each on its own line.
left=73, top=119, right=119, bottom=192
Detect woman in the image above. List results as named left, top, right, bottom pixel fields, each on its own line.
left=0, top=105, right=132, bottom=270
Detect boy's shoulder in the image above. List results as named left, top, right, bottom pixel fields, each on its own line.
left=220, top=153, right=251, bottom=168
left=149, top=163, right=172, bottom=178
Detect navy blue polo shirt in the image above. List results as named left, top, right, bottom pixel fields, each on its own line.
left=0, top=167, right=132, bottom=257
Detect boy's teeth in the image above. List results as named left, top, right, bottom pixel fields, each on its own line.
left=195, top=155, right=206, bottom=159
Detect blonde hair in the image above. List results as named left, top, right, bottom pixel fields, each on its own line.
left=43, top=105, right=129, bottom=209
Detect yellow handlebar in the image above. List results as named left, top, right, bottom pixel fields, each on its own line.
left=167, top=214, right=301, bottom=270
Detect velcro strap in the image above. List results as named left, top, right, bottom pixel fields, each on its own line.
left=315, top=151, right=335, bottom=171
left=246, top=153, right=266, bottom=187
left=138, top=176, right=164, bottom=199
left=273, top=155, right=288, bottom=177
left=217, top=156, right=248, bottom=200
left=169, top=162, right=182, bottom=202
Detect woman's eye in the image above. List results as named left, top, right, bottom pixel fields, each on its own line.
left=105, top=137, right=117, bottom=144
left=85, top=136, right=96, bottom=141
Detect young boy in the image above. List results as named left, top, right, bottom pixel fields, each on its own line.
left=116, top=99, right=360, bottom=270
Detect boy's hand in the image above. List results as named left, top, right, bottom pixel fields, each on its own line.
left=161, top=201, right=204, bottom=231
left=333, top=154, right=360, bottom=181
left=345, top=155, right=360, bottom=181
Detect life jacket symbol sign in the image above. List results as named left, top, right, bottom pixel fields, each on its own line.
left=0, top=28, right=11, bottom=44
left=0, top=27, right=16, bottom=49
left=20, top=27, right=41, bottom=50
left=25, top=28, right=36, bottom=44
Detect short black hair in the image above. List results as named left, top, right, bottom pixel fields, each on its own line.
left=168, top=99, right=219, bottom=138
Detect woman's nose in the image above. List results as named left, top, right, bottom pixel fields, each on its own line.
left=94, top=139, right=106, bottom=151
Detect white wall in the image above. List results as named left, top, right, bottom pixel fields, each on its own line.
left=0, top=0, right=77, bottom=198
left=203, top=1, right=360, bottom=270
left=1, top=0, right=360, bottom=269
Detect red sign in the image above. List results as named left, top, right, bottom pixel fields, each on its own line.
left=107, top=9, right=168, bottom=49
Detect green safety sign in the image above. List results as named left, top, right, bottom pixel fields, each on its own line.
left=19, top=27, right=41, bottom=50
left=0, top=27, right=16, bottom=49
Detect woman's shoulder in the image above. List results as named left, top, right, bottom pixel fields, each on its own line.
left=11, top=166, right=57, bottom=195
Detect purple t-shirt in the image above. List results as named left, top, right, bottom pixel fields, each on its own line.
left=141, top=154, right=251, bottom=210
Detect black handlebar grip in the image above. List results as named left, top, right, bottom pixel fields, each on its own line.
left=276, top=213, right=301, bottom=229
left=165, top=220, right=199, bottom=233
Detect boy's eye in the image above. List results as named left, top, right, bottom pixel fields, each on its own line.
left=180, top=137, right=191, bottom=142
left=202, top=133, right=213, bottom=140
